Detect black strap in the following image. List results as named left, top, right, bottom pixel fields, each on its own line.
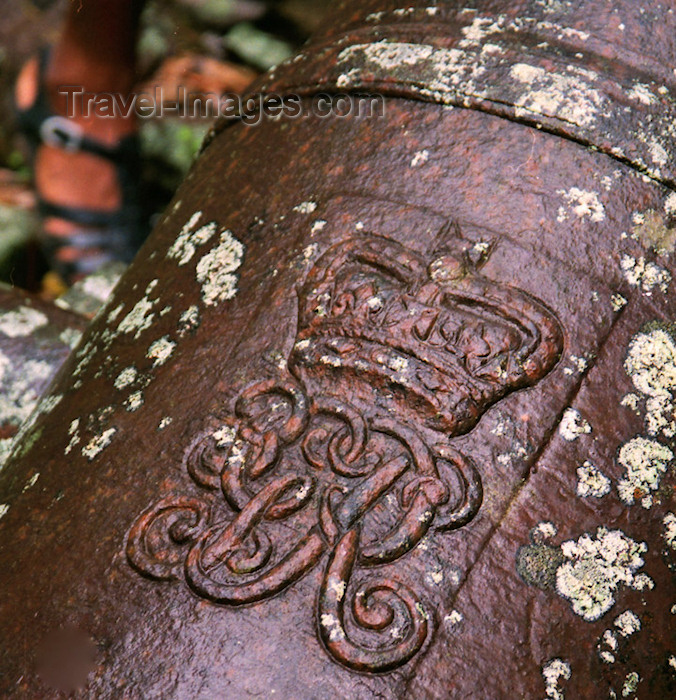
left=16, top=49, right=141, bottom=167
left=15, top=48, right=148, bottom=280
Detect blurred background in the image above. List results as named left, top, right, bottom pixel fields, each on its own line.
left=0, top=0, right=331, bottom=294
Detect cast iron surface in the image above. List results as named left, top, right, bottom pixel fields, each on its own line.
left=0, top=1, right=675, bottom=697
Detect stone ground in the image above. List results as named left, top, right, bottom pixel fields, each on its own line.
left=0, top=0, right=331, bottom=292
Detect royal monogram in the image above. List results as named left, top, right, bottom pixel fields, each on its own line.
left=126, top=232, right=563, bottom=673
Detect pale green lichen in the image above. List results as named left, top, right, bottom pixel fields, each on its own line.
left=178, top=306, right=200, bottom=336
left=556, top=187, right=605, bottom=223
left=0, top=306, right=48, bottom=338
left=617, top=437, right=673, bottom=507
left=59, top=327, right=83, bottom=349
left=559, top=408, right=591, bottom=441
left=114, top=366, right=138, bottom=390
left=196, top=230, right=245, bottom=306
left=117, top=294, right=157, bottom=339
left=631, top=210, right=676, bottom=255
left=124, top=391, right=144, bottom=412
left=65, top=418, right=80, bottom=455
left=146, top=336, right=176, bottom=367
left=624, top=327, right=676, bottom=438
left=81, top=428, right=116, bottom=461
left=411, top=150, right=430, bottom=167
left=576, top=462, right=611, bottom=498
left=620, top=255, right=671, bottom=295
left=614, top=610, right=641, bottom=637
left=555, top=528, right=647, bottom=621
left=664, top=512, right=676, bottom=550
left=542, top=658, right=571, bottom=700
left=293, top=201, right=317, bottom=214
left=621, top=671, right=639, bottom=697
left=444, top=610, right=463, bottom=627
left=167, top=212, right=218, bottom=266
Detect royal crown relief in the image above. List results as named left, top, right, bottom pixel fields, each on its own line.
left=126, top=231, right=564, bottom=673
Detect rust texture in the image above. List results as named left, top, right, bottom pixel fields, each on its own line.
left=1, top=1, right=675, bottom=698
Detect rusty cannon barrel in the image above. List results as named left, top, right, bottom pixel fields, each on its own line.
left=1, top=1, right=676, bottom=697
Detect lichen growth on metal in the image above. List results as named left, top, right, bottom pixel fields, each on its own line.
left=0, top=306, right=48, bottom=338
left=542, top=658, right=571, bottom=700
left=616, top=436, right=673, bottom=508
left=559, top=408, right=592, bottom=441
left=576, top=461, right=611, bottom=498
left=555, top=527, right=647, bottom=621
left=195, top=229, right=245, bottom=306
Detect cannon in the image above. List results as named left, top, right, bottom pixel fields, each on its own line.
left=1, top=1, right=675, bottom=697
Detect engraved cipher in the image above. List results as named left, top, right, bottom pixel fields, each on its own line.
left=126, top=222, right=567, bottom=674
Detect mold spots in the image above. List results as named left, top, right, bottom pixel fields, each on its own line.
left=576, top=462, right=611, bottom=498
left=146, top=336, right=176, bottom=368
left=556, top=187, right=605, bottom=223
left=555, top=528, right=647, bottom=621
left=542, top=658, right=571, bottom=700
left=616, top=437, right=673, bottom=508
left=196, top=230, right=245, bottom=306
left=167, top=212, right=218, bottom=266
left=81, top=428, right=116, bottom=461
left=620, top=255, right=671, bottom=295
left=0, top=306, right=48, bottom=338
left=559, top=408, right=591, bottom=441
left=311, top=220, right=327, bottom=234
left=158, top=416, right=173, bottom=430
